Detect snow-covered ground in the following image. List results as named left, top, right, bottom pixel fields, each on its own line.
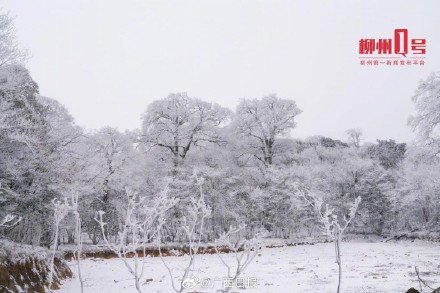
left=58, top=240, right=440, bottom=293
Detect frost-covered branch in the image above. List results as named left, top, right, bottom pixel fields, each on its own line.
left=296, top=184, right=361, bottom=293
left=95, top=186, right=177, bottom=293
left=158, top=173, right=211, bottom=293
left=297, top=186, right=361, bottom=239
left=69, top=192, right=84, bottom=293
left=0, top=214, right=21, bottom=228
left=214, top=225, right=263, bottom=293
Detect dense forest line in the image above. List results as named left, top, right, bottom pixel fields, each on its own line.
left=1, top=12, right=440, bottom=249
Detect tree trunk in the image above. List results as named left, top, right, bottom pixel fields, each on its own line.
left=267, top=140, right=273, bottom=165
left=335, top=229, right=342, bottom=293
left=76, top=216, right=84, bottom=293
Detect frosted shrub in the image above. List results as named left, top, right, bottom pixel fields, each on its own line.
left=157, top=174, right=211, bottom=293
left=297, top=186, right=361, bottom=293
left=214, top=225, right=263, bottom=293
left=95, top=187, right=177, bottom=293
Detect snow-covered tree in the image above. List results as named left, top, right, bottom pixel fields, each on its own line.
left=367, top=139, right=406, bottom=170
left=395, top=147, right=440, bottom=231
left=141, top=92, right=230, bottom=169
left=214, top=225, right=263, bottom=293
left=0, top=65, right=45, bottom=145
left=408, top=72, right=440, bottom=154
left=345, top=128, right=362, bottom=148
left=0, top=65, right=53, bottom=246
left=233, top=94, right=302, bottom=165
left=69, top=192, right=84, bottom=293
left=0, top=12, right=28, bottom=66
left=297, top=185, right=361, bottom=293
left=81, top=127, right=140, bottom=241
left=95, top=187, right=177, bottom=293
left=158, top=174, right=211, bottom=293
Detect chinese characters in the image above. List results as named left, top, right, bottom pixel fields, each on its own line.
left=359, top=29, right=426, bottom=66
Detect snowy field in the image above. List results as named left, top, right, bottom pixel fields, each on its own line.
left=58, top=240, right=440, bottom=293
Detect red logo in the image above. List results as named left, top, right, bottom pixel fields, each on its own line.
left=359, top=29, right=426, bottom=66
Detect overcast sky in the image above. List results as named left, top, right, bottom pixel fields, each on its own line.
left=1, top=0, right=439, bottom=143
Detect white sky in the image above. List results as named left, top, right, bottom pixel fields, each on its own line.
left=1, top=0, right=439, bottom=143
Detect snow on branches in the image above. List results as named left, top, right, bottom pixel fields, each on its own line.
left=95, top=186, right=177, bottom=293
left=0, top=214, right=21, bottom=228
left=157, top=173, right=211, bottom=293
left=294, top=183, right=361, bottom=293
left=214, top=225, right=263, bottom=293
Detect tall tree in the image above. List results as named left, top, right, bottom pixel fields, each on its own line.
left=345, top=128, right=362, bottom=148
left=408, top=72, right=440, bottom=153
left=0, top=12, right=27, bottom=66
left=233, top=94, right=302, bottom=165
left=82, top=127, right=138, bottom=240
left=0, top=65, right=46, bottom=145
left=141, top=92, right=230, bottom=169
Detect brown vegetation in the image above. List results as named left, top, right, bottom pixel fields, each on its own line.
left=0, top=257, right=72, bottom=293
